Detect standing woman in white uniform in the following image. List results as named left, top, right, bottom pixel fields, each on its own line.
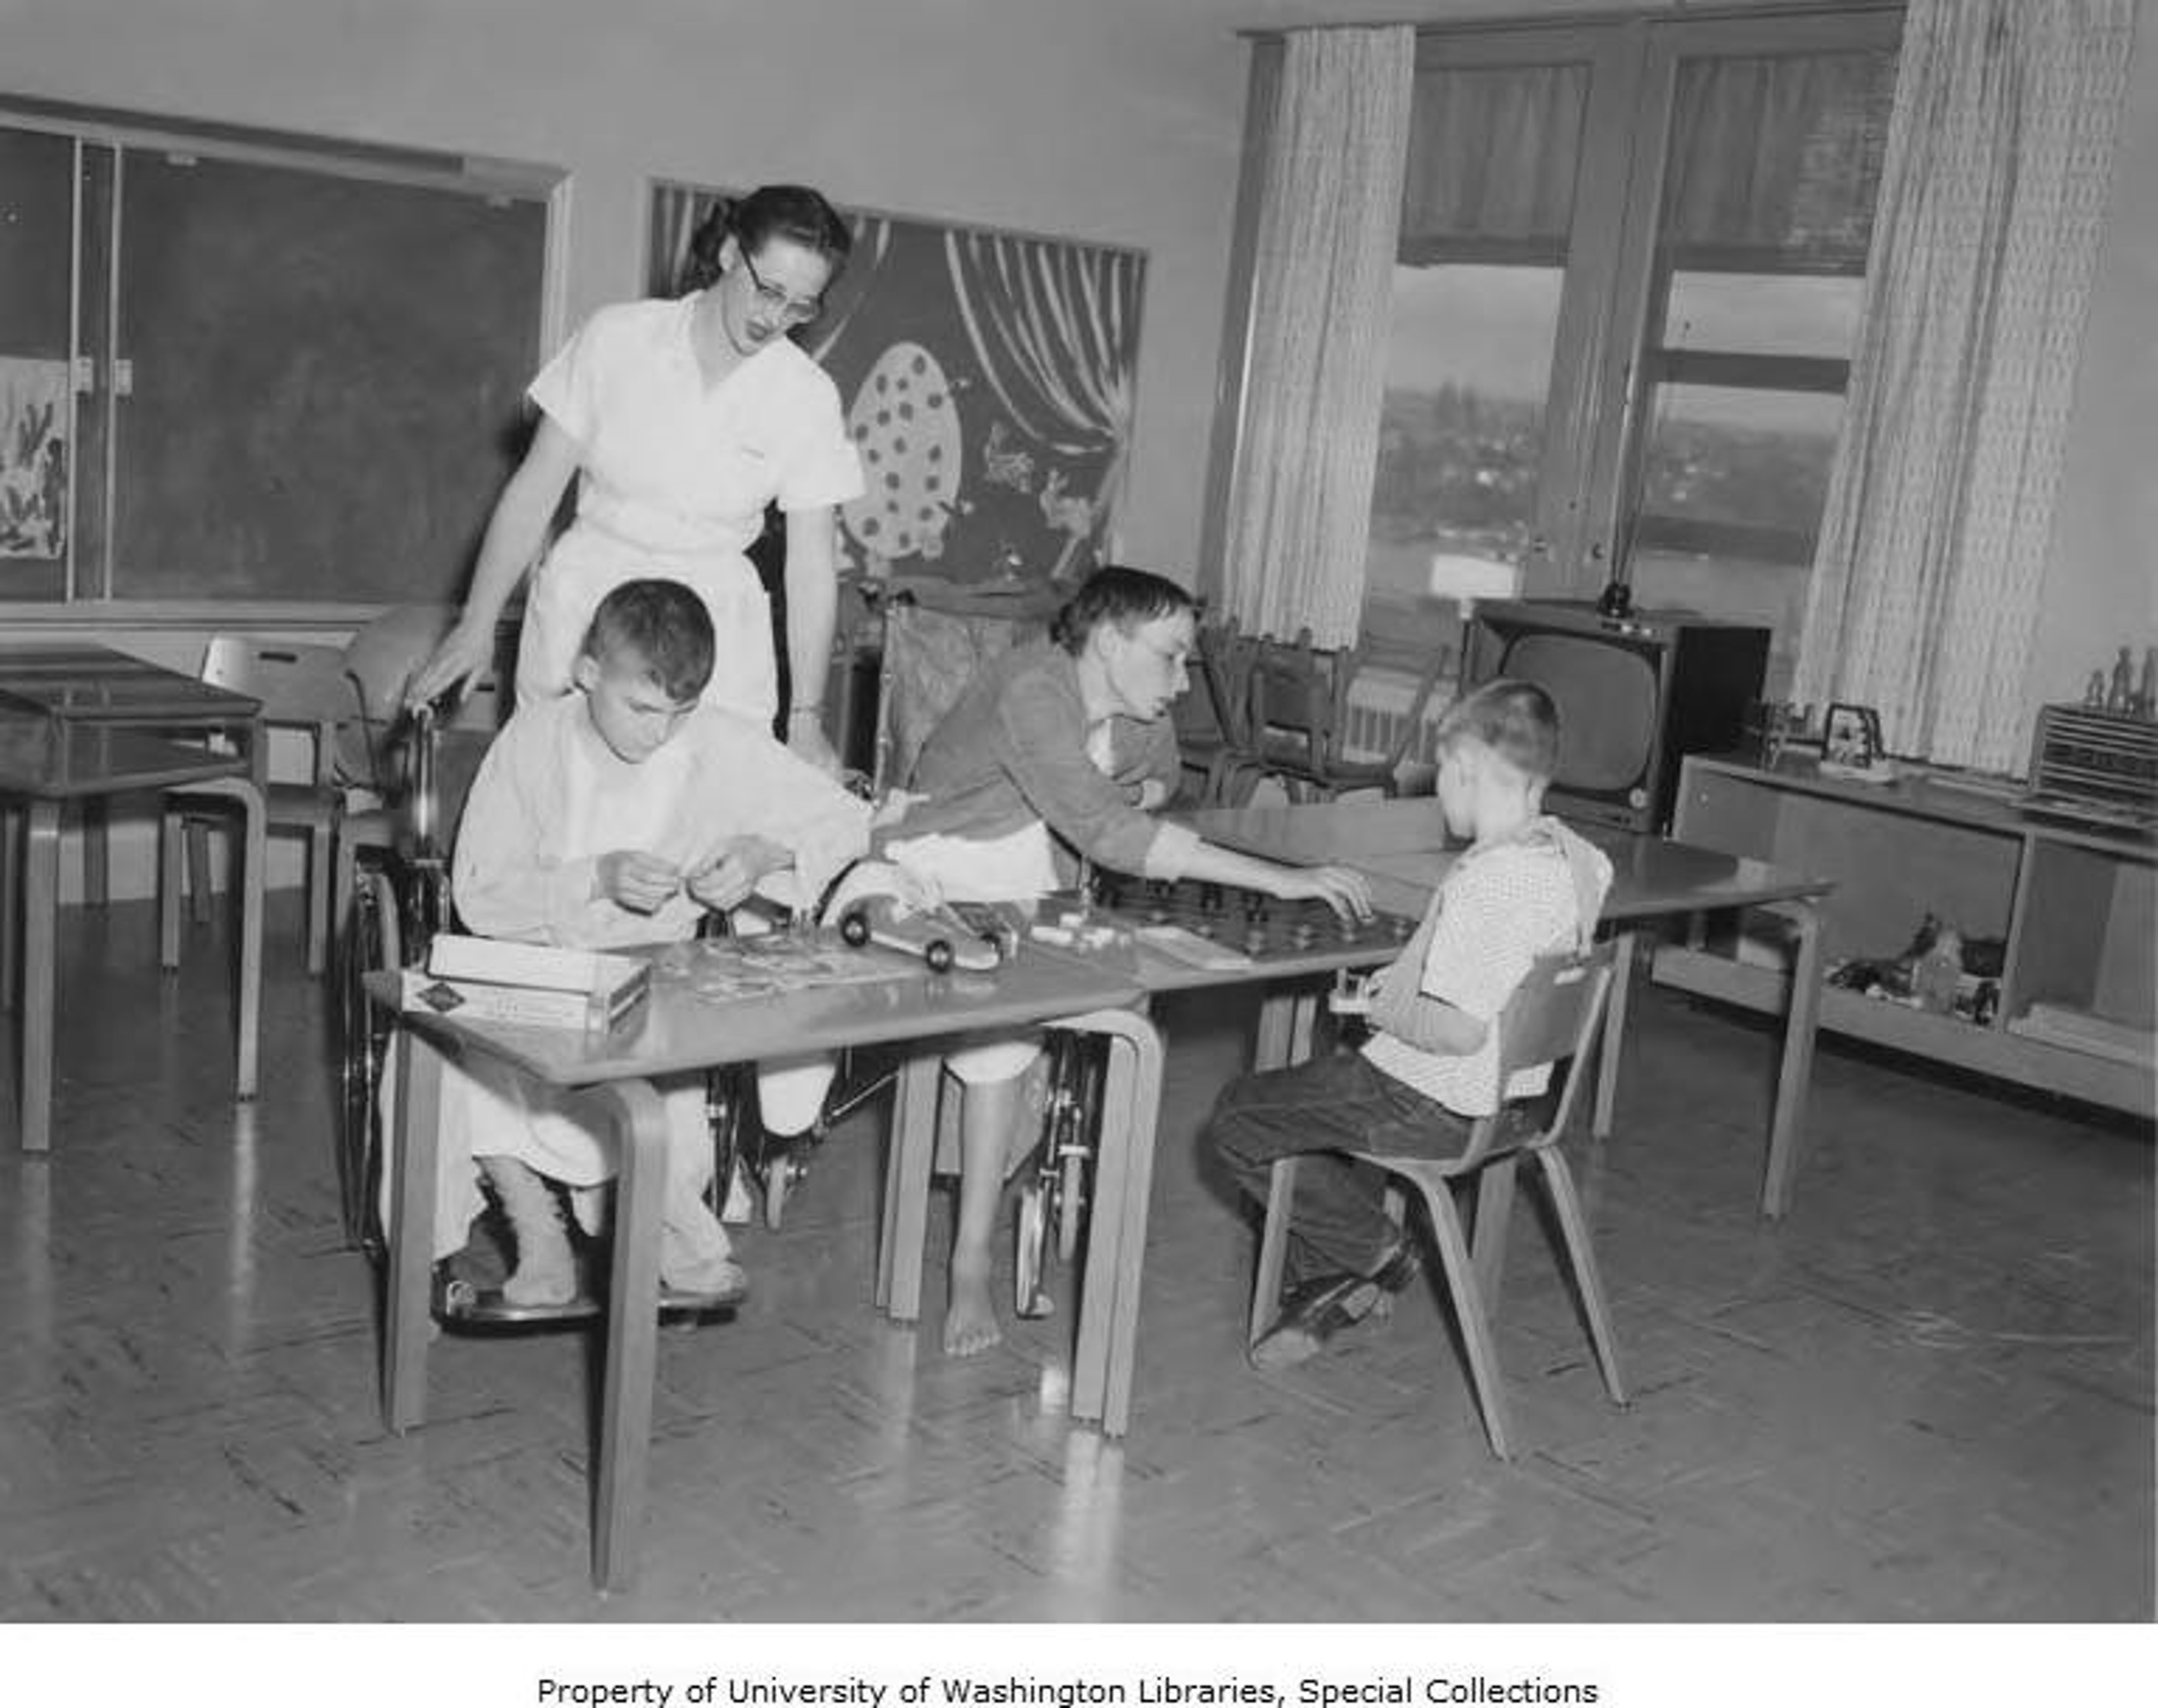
left=409, top=185, right=865, bottom=769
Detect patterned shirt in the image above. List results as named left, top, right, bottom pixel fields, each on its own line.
left=1362, top=832, right=1613, bottom=1117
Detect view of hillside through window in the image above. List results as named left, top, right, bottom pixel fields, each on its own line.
left=1369, top=264, right=1860, bottom=612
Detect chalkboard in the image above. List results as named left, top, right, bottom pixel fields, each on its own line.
left=109, top=151, right=547, bottom=602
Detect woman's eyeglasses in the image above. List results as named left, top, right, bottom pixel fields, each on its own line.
left=740, top=253, right=824, bottom=327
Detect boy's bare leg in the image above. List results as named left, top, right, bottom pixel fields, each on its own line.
left=480, top=1154, right=577, bottom=1307
left=945, top=1075, right=1029, bottom=1357
left=660, top=1118, right=745, bottom=1297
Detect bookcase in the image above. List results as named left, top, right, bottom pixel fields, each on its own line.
left=1652, top=754, right=2156, bottom=1117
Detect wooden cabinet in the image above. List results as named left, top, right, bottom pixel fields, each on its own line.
left=1653, top=754, right=2155, bottom=1117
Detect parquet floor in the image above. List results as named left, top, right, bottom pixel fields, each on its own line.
left=0, top=896, right=2150, bottom=1621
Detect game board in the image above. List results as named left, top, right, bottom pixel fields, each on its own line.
left=650, top=931, right=927, bottom=1004
left=1066, top=874, right=1419, bottom=963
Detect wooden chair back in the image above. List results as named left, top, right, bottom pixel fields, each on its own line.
left=200, top=635, right=359, bottom=788
left=1454, top=939, right=1616, bottom=1170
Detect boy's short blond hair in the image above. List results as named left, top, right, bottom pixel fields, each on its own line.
left=1434, top=678, right=1560, bottom=784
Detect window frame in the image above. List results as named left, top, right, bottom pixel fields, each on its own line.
left=1204, top=2, right=1905, bottom=674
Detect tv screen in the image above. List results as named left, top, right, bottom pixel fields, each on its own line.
left=1502, top=633, right=1659, bottom=797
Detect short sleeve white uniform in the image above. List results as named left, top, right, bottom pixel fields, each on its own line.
left=517, top=295, right=864, bottom=721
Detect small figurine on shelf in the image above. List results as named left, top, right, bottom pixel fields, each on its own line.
left=2138, top=646, right=2157, bottom=720
left=2107, top=646, right=2135, bottom=715
left=2085, top=670, right=2110, bottom=710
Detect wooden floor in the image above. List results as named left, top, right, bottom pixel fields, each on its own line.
left=0, top=896, right=2150, bottom=1621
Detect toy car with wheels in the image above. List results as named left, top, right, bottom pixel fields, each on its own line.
left=835, top=890, right=1004, bottom=974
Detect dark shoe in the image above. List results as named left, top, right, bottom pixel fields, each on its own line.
left=1248, top=1241, right=1421, bottom=1371
left=1250, top=1270, right=1385, bottom=1371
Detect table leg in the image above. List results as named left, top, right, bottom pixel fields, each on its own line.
left=1592, top=931, right=1636, bottom=1140
left=1761, top=900, right=1825, bottom=1220
left=1061, top=1006, right=1165, bottom=1439
left=1, top=802, right=19, bottom=1013
left=82, top=796, right=109, bottom=908
left=580, top=1079, right=667, bottom=1595
left=383, top=1029, right=444, bottom=1433
left=877, top=1053, right=942, bottom=1320
left=178, top=777, right=265, bottom=1098
left=1253, top=986, right=1320, bottom=1073
left=16, top=801, right=60, bottom=1153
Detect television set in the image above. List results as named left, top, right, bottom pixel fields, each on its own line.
left=1461, top=600, right=1770, bottom=834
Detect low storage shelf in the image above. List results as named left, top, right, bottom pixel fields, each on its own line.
left=1653, top=754, right=2155, bottom=1118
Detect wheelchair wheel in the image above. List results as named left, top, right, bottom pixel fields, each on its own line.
left=705, top=1067, right=747, bottom=1225
left=336, top=866, right=403, bottom=1257
left=763, top=1148, right=809, bottom=1230
left=1014, top=1176, right=1052, bottom=1318
left=1057, top=1147, right=1087, bottom=1267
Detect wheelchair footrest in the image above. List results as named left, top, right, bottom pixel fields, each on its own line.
left=431, top=1267, right=746, bottom=1327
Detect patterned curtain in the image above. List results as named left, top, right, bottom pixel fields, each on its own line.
left=1222, top=26, right=1416, bottom=647
left=644, top=180, right=893, bottom=359
left=1792, top=0, right=2135, bottom=770
left=945, top=233, right=1143, bottom=578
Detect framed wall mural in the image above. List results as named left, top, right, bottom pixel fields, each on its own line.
left=648, top=183, right=1144, bottom=595
left=0, top=355, right=68, bottom=564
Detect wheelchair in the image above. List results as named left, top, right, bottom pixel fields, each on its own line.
left=335, top=702, right=738, bottom=1326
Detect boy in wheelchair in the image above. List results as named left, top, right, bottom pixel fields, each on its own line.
left=1205, top=681, right=1613, bottom=1370
left=430, top=578, right=869, bottom=1311
left=877, top=566, right=1373, bottom=1356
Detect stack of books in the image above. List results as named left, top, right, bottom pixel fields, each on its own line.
left=402, top=934, right=651, bottom=1030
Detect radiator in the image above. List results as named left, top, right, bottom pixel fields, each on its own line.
left=1341, top=667, right=1458, bottom=764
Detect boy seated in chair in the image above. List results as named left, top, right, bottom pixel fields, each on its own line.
left=436, top=578, right=868, bottom=1310
left=1206, top=679, right=1613, bottom=1369
left=875, top=566, right=1372, bottom=1356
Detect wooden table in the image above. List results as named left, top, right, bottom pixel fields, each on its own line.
left=0, top=639, right=264, bottom=907
left=373, top=942, right=1152, bottom=1592
left=1181, top=800, right=1836, bottom=1218
left=0, top=714, right=266, bottom=1153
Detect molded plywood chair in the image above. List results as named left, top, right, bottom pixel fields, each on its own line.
left=1249, top=942, right=1627, bottom=1459
left=1170, top=616, right=1264, bottom=807
left=1244, top=629, right=1447, bottom=802
left=163, top=636, right=359, bottom=975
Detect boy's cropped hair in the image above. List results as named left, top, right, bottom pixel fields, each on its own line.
left=1050, top=564, right=1199, bottom=653
left=581, top=578, right=717, bottom=703
left=1435, top=678, right=1561, bottom=783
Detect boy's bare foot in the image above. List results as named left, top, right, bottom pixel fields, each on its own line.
left=943, top=1261, right=1002, bottom=1357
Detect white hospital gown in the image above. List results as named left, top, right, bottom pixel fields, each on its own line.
left=516, top=295, right=864, bottom=721
left=405, top=695, right=869, bottom=1259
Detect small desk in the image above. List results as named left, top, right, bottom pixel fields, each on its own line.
left=0, top=639, right=265, bottom=907
left=374, top=943, right=1151, bottom=1592
left=0, top=714, right=266, bottom=1153
left=1180, top=801, right=1835, bottom=1218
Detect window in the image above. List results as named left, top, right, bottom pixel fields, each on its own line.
left=1340, top=8, right=1900, bottom=693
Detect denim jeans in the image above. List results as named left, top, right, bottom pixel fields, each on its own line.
left=1206, top=1050, right=1479, bottom=1287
